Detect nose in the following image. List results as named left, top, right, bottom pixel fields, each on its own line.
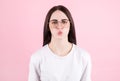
left=56, top=22, right=63, bottom=29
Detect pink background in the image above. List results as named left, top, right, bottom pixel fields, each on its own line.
left=0, top=0, right=120, bottom=81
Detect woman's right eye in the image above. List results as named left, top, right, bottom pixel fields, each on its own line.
left=52, top=21, right=57, bottom=24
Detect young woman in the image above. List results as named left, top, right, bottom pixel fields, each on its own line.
left=28, top=5, right=92, bottom=81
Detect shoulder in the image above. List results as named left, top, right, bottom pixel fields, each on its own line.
left=74, top=44, right=91, bottom=62
left=30, top=45, right=48, bottom=63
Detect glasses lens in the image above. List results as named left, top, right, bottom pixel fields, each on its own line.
left=50, top=19, right=69, bottom=27
left=61, top=20, right=68, bottom=24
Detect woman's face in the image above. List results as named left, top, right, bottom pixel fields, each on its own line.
left=49, top=10, right=70, bottom=39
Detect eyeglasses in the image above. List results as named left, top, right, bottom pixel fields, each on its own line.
left=49, top=19, right=70, bottom=27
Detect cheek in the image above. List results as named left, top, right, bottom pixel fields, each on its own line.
left=49, top=24, right=54, bottom=33
left=65, top=24, right=70, bottom=33
left=64, top=27, right=70, bottom=34
left=49, top=26, right=56, bottom=35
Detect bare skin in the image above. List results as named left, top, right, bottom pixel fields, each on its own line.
left=48, top=10, right=73, bottom=56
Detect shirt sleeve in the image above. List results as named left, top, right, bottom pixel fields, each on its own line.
left=28, top=56, right=40, bottom=81
left=80, top=54, right=92, bottom=81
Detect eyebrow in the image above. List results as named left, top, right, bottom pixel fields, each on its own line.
left=50, top=19, right=69, bottom=21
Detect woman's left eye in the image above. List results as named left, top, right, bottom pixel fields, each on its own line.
left=62, top=21, right=67, bottom=24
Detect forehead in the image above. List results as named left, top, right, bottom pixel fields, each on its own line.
left=50, top=10, right=68, bottom=20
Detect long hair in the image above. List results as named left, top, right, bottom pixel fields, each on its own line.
left=43, top=5, right=76, bottom=46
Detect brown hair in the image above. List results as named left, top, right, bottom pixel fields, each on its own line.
left=43, top=5, right=76, bottom=46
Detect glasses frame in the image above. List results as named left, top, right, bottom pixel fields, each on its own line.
left=49, top=19, right=70, bottom=28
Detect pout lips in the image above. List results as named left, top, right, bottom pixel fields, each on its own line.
left=58, top=31, right=62, bottom=35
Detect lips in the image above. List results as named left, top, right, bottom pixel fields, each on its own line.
left=58, top=31, right=62, bottom=35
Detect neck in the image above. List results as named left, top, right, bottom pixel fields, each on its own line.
left=48, top=37, right=72, bottom=56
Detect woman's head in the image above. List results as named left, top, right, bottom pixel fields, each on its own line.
left=43, top=5, right=76, bottom=46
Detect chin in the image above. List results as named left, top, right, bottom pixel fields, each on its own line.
left=56, top=35, right=67, bottom=40
left=56, top=37, right=64, bottom=39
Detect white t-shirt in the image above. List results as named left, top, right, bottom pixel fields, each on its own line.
left=28, top=44, right=92, bottom=81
